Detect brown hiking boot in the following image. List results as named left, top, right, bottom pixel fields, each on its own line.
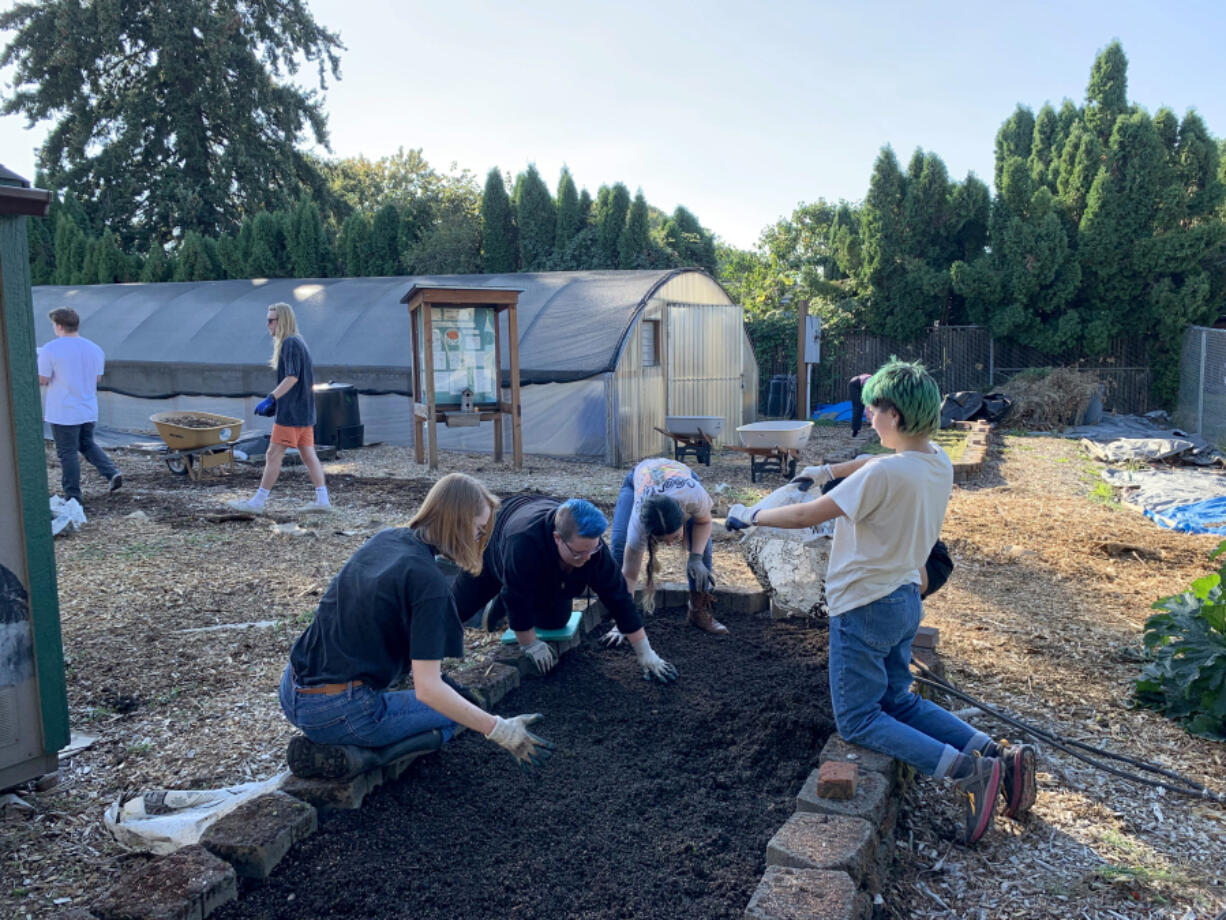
left=687, top=592, right=729, bottom=636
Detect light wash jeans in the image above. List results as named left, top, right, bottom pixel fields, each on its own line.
left=828, top=583, right=989, bottom=777
left=51, top=422, right=119, bottom=502
left=609, top=471, right=712, bottom=590
left=279, top=666, right=456, bottom=748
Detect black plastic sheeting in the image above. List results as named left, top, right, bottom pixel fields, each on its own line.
left=939, top=391, right=1013, bottom=428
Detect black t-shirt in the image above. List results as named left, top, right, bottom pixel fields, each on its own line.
left=275, top=335, right=315, bottom=427
left=289, top=527, right=464, bottom=690
left=490, top=495, right=643, bottom=634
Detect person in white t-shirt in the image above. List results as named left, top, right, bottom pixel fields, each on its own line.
left=37, top=307, right=122, bottom=505
left=607, top=457, right=727, bottom=637
left=727, top=358, right=1037, bottom=846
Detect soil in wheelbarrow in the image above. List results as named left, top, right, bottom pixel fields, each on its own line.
left=214, top=610, right=834, bottom=920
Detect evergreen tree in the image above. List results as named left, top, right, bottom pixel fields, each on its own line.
left=338, top=213, right=371, bottom=276
left=247, top=211, right=288, bottom=278
left=289, top=197, right=327, bottom=277
left=27, top=211, right=55, bottom=285
left=1055, top=123, right=1102, bottom=228
left=367, top=203, right=402, bottom=276
left=52, top=212, right=86, bottom=284
left=480, top=168, right=516, bottom=273
left=140, top=244, right=172, bottom=282
left=662, top=205, right=716, bottom=275
left=554, top=167, right=581, bottom=257
left=80, top=237, right=100, bottom=286
left=406, top=196, right=483, bottom=274
left=1084, top=41, right=1130, bottom=146
left=576, top=189, right=593, bottom=228
left=0, top=1, right=342, bottom=249
left=618, top=190, right=650, bottom=268
left=216, top=234, right=245, bottom=279
left=594, top=184, right=630, bottom=268
left=994, top=106, right=1035, bottom=190
left=1028, top=104, right=1059, bottom=187
left=514, top=164, right=555, bottom=271
left=94, top=231, right=128, bottom=283
left=951, top=157, right=1082, bottom=352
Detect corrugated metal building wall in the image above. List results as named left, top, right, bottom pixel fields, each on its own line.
left=611, top=272, right=754, bottom=466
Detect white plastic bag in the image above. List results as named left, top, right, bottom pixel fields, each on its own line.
left=104, top=772, right=288, bottom=854
left=729, top=481, right=833, bottom=544
left=49, top=496, right=87, bottom=536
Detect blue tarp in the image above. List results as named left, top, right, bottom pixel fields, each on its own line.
left=813, top=400, right=856, bottom=423
left=1144, top=495, right=1226, bottom=535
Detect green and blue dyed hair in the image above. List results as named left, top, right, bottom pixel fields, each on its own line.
left=557, top=499, right=608, bottom=539
left=861, top=356, right=940, bottom=437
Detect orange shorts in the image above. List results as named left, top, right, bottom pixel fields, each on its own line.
left=271, top=424, right=315, bottom=449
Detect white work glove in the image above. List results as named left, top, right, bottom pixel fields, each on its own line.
left=686, top=552, right=715, bottom=593
left=519, top=638, right=558, bottom=674
left=600, top=625, right=627, bottom=647
left=791, top=464, right=834, bottom=492
left=725, top=503, right=754, bottom=532
left=631, top=636, right=678, bottom=684
left=485, top=714, right=554, bottom=770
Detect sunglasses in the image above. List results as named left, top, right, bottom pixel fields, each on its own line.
left=266, top=317, right=278, bottom=326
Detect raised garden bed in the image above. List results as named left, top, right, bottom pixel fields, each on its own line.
left=212, top=610, right=835, bottom=920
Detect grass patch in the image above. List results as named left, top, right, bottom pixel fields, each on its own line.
left=1088, top=480, right=1119, bottom=508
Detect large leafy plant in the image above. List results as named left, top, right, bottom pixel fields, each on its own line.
left=1134, top=540, right=1226, bottom=740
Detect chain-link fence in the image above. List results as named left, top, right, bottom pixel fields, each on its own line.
left=1175, top=326, right=1226, bottom=450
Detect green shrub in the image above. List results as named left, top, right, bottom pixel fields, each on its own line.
left=1134, top=540, right=1226, bottom=740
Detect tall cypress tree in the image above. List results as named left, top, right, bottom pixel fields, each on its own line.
left=287, top=196, right=326, bottom=277
left=554, top=167, right=581, bottom=257
left=94, top=231, right=128, bottom=283
left=994, top=106, right=1035, bottom=190
left=338, top=213, right=371, bottom=276
left=480, top=167, right=516, bottom=273
left=247, top=211, right=287, bottom=278
left=618, top=190, right=650, bottom=268
left=514, top=164, right=555, bottom=271
left=595, top=183, right=630, bottom=268
left=576, top=188, right=593, bottom=228
left=367, top=203, right=402, bottom=276
left=140, top=244, right=171, bottom=282
left=1084, top=41, right=1130, bottom=146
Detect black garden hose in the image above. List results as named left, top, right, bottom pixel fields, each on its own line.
left=910, top=658, right=1226, bottom=806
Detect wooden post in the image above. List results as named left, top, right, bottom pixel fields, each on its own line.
left=508, top=304, right=523, bottom=469
left=410, top=305, right=424, bottom=465
left=796, top=298, right=808, bottom=421
left=422, top=303, right=438, bottom=471
left=493, top=310, right=504, bottom=462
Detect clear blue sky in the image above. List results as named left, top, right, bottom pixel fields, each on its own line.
left=2, top=0, right=1224, bottom=249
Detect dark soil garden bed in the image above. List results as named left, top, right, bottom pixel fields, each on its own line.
left=214, top=610, right=834, bottom=920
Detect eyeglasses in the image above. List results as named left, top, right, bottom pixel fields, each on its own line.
left=266, top=317, right=278, bottom=326
left=558, top=534, right=596, bottom=562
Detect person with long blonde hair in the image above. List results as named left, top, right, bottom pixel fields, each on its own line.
left=228, top=302, right=331, bottom=514
left=281, top=473, right=554, bottom=779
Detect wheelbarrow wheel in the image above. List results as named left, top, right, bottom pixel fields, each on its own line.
left=166, top=455, right=190, bottom=476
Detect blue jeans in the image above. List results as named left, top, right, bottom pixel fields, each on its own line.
left=279, top=666, right=456, bottom=748
left=51, top=422, right=119, bottom=502
left=828, top=584, right=989, bottom=777
left=610, top=471, right=713, bottom=591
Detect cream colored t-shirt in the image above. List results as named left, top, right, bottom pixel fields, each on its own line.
left=824, top=445, right=953, bottom=616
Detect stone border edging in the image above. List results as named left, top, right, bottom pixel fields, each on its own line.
left=86, top=582, right=769, bottom=919
left=951, top=420, right=992, bottom=483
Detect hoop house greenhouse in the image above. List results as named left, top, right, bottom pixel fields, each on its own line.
left=31, top=269, right=758, bottom=466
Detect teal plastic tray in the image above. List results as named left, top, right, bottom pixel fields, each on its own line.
left=501, top=609, right=583, bottom=645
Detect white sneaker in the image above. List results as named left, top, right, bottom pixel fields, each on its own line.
left=297, top=501, right=333, bottom=514
left=226, top=498, right=265, bottom=514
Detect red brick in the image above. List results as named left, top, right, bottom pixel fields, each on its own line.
left=817, top=761, right=858, bottom=800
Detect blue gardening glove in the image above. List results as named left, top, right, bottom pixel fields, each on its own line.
left=686, top=552, right=715, bottom=593
left=485, top=714, right=554, bottom=770
left=254, top=394, right=277, bottom=417
left=790, top=464, right=834, bottom=492
left=725, top=503, right=753, bottom=532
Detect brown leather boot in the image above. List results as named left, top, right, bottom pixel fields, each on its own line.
left=687, top=592, right=729, bottom=635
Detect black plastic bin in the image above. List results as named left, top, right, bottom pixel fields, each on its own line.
left=313, top=382, right=364, bottom=449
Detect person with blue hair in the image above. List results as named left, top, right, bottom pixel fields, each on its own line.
left=452, top=495, right=677, bottom=682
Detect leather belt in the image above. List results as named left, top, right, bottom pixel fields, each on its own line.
left=296, top=679, right=364, bottom=695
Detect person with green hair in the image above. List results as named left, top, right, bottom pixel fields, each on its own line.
left=727, top=357, right=1036, bottom=845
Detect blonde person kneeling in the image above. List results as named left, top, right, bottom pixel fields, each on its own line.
left=281, top=473, right=553, bottom=779
left=229, top=302, right=331, bottom=514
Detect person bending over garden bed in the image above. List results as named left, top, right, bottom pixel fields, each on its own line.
left=728, top=357, right=1037, bottom=845
left=454, top=496, right=678, bottom=683
left=281, top=473, right=553, bottom=780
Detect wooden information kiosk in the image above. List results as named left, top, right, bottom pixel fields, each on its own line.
left=401, top=284, right=523, bottom=470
